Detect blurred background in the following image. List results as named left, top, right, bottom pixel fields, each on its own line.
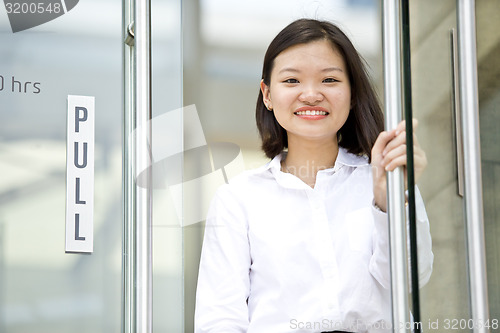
left=0, top=0, right=498, bottom=332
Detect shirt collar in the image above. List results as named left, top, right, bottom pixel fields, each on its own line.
left=260, top=147, right=369, bottom=189
left=264, top=147, right=368, bottom=172
left=335, top=147, right=369, bottom=168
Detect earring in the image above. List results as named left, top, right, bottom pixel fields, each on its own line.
left=267, top=105, right=273, bottom=111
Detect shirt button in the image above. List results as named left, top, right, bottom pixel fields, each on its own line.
left=328, top=302, right=335, bottom=309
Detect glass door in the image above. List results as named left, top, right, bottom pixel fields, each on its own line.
left=150, top=0, right=183, bottom=331
left=477, top=0, right=500, bottom=323
left=408, top=0, right=498, bottom=330
left=0, top=1, right=122, bottom=332
left=407, top=0, right=471, bottom=325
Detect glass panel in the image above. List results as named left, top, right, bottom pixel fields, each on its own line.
left=0, top=1, right=122, bottom=332
left=183, top=0, right=382, bottom=331
left=150, top=0, right=183, bottom=331
left=477, top=0, right=500, bottom=322
left=409, top=0, right=472, bottom=327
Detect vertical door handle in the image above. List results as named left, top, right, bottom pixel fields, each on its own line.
left=382, top=1, right=411, bottom=332
left=450, top=28, right=465, bottom=197
left=456, top=0, right=490, bottom=331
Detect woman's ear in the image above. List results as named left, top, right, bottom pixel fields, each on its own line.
left=260, top=80, right=273, bottom=111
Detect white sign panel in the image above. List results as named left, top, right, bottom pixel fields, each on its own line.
left=65, top=95, right=95, bottom=253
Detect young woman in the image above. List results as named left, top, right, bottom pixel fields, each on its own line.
left=195, top=19, right=433, bottom=333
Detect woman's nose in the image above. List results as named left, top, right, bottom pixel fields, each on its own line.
left=298, top=85, right=324, bottom=104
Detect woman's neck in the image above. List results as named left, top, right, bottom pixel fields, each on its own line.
left=282, top=136, right=339, bottom=188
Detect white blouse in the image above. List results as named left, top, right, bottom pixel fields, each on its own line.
left=195, top=148, right=434, bottom=333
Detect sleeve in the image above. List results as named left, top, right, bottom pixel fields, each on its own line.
left=368, top=186, right=434, bottom=290
left=194, top=185, right=251, bottom=333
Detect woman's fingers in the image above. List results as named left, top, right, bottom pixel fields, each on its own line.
left=394, top=118, right=418, bottom=135
left=382, top=119, right=419, bottom=155
left=382, top=130, right=406, bottom=156
left=372, top=130, right=395, bottom=159
left=382, top=141, right=425, bottom=172
left=381, top=119, right=423, bottom=168
left=413, top=131, right=420, bottom=146
left=385, top=155, right=408, bottom=172
left=382, top=144, right=407, bottom=171
left=372, top=120, right=422, bottom=171
left=371, top=118, right=426, bottom=211
left=413, top=145, right=428, bottom=183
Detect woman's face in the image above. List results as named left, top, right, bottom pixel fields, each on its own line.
left=261, top=40, right=351, bottom=145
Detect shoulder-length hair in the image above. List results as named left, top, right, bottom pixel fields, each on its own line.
left=256, top=18, right=384, bottom=162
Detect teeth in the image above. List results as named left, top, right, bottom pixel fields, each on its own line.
left=295, top=110, right=328, bottom=116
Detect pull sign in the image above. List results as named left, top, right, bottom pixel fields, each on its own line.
left=65, top=95, right=95, bottom=253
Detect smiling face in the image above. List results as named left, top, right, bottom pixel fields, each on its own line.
left=261, top=40, right=351, bottom=145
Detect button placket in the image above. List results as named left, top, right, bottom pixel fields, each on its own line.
left=307, top=190, right=341, bottom=314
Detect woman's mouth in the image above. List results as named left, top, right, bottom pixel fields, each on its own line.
left=293, top=107, right=330, bottom=119
left=294, top=110, right=329, bottom=116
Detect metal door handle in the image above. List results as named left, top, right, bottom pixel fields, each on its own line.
left=125, top=21, right=135, bottom=47
left=450, top=28, right=465, bottom=197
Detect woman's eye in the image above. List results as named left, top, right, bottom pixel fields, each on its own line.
left=323, top=78, right=338, bottom=83
left=284, top=78, right=299, bottom=84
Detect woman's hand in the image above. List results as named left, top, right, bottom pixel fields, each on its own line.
left=371, top=119, right=427, bottom=212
